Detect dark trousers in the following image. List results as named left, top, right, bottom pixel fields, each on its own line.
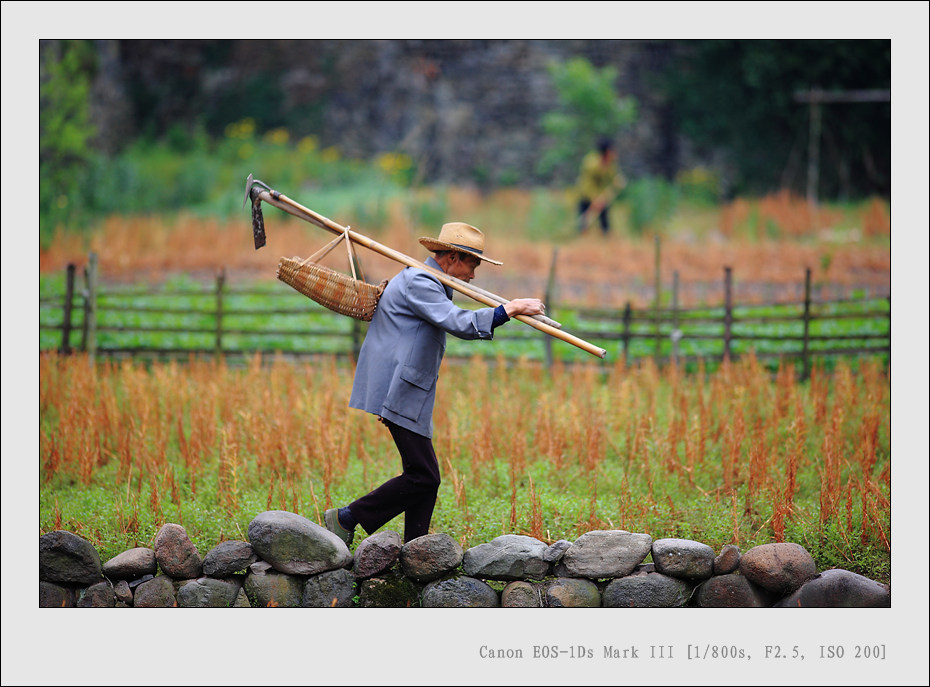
left=349, top=420, right=441, bottom=543
left=578, top=198, right=610, bottom=234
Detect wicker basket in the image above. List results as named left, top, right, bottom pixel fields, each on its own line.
left=277, top=256, right=387, bottom=321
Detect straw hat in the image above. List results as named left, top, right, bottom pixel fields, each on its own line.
left=419, top=222, right=502, bottom=265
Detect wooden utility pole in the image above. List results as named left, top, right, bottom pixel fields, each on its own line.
left=794, top=88, right=891, bottom=207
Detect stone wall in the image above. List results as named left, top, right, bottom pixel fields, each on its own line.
left=38, top=510, right=890, bottom=608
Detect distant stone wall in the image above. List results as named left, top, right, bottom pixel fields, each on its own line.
left=38, top=510, right=890, bottom=608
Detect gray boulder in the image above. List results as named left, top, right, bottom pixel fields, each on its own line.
left=603, top=572, right=693, bottom=608
left=129, top=574, right=154, bottom=589
left=154, top=524, right=203, bottom=579
left=462, top=534, right=550, bottom=580
left=133, top=576, right=178, bottom=607
left=561, top=530, right=653, bottom=579
left=177, top=577, right=243, bottom=608
left=543, top=540, right=572, bottom=564
left=303, top=568, right=357, bottom=608
left=400, top=533, right=463, bottom=583
left=249, top=560, right=274, bottom=575
left=501, top=581, right=543, bottom=608
left=421, top=576, right=500, bottom=608
left=39, top=530, right=102, bottom=585
left=114, top=580, right=133, bottom=605
left=358, top=573, right=421, bottom=608
left=651, top=538, right=715, bottom=580
left=102, top=547, right=157, bottom=580
left=353, top=530, right=402, bottom=579
left=39, top=581, right=75, bottom=608
left=76, top=581, right=115, bottom=608
left=243, top=568, right=305, bottom=608
left=233, top=588, right=252, bottom=607
left=740, top=543, right=816, bottom=596
left=714, top=544, right=741, bottom=575
left=546, top=578, right=601, bottom=607
left=774, top=569, right=890, bottom=608
left=202, top=540, right=257, bottom=577
left=247, top=510, right=352, bottom=576
left=694, top=573, right=770, bottom=608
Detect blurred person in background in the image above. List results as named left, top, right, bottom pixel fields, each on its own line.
left=576, top=136, right=626, bottom=235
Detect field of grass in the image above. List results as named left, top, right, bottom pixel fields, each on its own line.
left=38, top=350, right=891, bottom=583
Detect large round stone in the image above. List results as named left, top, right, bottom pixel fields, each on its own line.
left=714, top=544, right=741, bottom=575
left=247, top=510, right=352, bottom=575
left=133, top=576, right=178, bottom=608
left=243, top=568, right=305, bottom=608
left=202, top=541, right=257, bottom=577
left=774, top=569, right=890, bottom=608
left=546, top=578, right=601, bottom=607
left=103, top=547, right=157, bottom=580
left=603, top=572, right=694, bottom=608
left=358, top=573, right=421, bottom=608
left=501, top=581, right=543, bottom=608
left=303, top=568, right=357, bottom=608
left=400, top=533, right=463, bottom=582
left=694, top=573, right=770, bottom=608
left=154, top=524, right=203, bottom=579
left=651, top=538, right=714, bottom=579
left=39, top=581, right=75, bottom=608
left=421, top=576, right=499, bottom=607
left=561, top=530, right=653, bottom=579
left=462, top=534, right=550, bottom=580
left=39, top=530, right=102, bottom=585
left=177, top=577, right=243, bottom=608
left=739, top=543, right=816, bottom=596
left=353, top=530, right=402, bottom=579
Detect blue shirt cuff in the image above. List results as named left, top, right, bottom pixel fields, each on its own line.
left=492, top=304, right=510, bottom=330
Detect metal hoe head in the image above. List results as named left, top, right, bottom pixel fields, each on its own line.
left=243, top=173, right=273, bottom=250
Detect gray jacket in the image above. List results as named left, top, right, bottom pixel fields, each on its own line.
left=349, top=256, right=497, bottom=438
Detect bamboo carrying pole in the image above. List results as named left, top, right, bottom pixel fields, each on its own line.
left=253, top=186, right=607, bottom=359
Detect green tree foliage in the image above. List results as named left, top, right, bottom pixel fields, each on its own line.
left=659, top=40, right=890, bottom=199
left=39, top=40, right=98, bottom=240
left=537, top=57, right=638, bottom=180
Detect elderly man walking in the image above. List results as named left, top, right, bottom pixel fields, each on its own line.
left=324, top=222, right=545, bottom=545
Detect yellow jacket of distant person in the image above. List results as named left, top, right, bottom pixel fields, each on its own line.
left=576, top=150, right=625, bottom=202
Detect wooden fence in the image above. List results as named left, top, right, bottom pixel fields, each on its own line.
left=40, top=253, right=890, bottom=377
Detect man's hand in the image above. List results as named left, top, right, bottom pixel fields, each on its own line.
left=504, top=298, right=546, bottom=318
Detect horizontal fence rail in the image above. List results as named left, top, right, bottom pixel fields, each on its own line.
left=40, top=255, right=890, bottom=376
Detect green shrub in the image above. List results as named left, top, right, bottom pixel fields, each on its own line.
left=626, top=176, right=679, bottom=234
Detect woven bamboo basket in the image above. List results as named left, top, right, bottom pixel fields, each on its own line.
left=277, top=256, right=388, bottom=321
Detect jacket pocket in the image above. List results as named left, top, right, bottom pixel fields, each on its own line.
left=383, top=365, right=436, bottom=422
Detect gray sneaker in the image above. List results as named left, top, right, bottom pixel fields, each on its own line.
left=324, top=508, right=354, bottom=546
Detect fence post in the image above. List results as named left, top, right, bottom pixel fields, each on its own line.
left=671, top=270, right=680, bottom=367
left=723, top=266, right=733, bottom=364
left=544, top=247, right=559, bottom=371
left=801, top=267, right=812, bottom=381
left=215, top=268, right=226, bottom=356
left=61, top=263, right=76, bottom=355
left=85, top=252, right=98, bottom=362
left=622, top=301, right=632, bottom=366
